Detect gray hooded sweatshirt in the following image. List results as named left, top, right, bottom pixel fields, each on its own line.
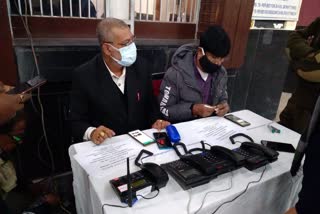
left=158, top=43, right=228, bottom=123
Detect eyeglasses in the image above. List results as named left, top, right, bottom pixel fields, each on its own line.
left=104, top=35, right=136, bottom=48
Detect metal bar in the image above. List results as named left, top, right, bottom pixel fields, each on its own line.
left=156, top=0, right=162, bottom=21
left=39, top=0, right=43, bottom=16
left=88, top=0, right=91, bottom=17
left=60, top=0, right=63, bottom=17
left=146, top=0, right=149, bottom=20
left=139, top=0, right=142, bottom=20
left=194, top=0, right=201, bottom=38
left=18, top=0, right=22, bottom=14
left=178, top=0, right=182, bottom=22
left=104, top=0, right=110, bottom=18
left=172, top=0, right=176, bottom=22
left=104, top=0, right=107, bottom=17
left=190, top=0, right=193, bottom=23
left=96, top=0, right=98, bottom=18
left=153, top=0, right=156, bottom=21
left=184, top=0, right=188, bottom=22
left=166, top=0, right=169, bottom=21
left=195, top=0, right=201, bottom=24
left=130, top=0, right=134, bottom=34
left=79, top=0, right=82, bottom=17
left=5, top=0, right=14, bottom=39
left=108, top=0, right=111, bottom=17
left=50, top=0, right=53, bottom=16
left=69, top=0, right=73, bottom=16
left=28, top=0, right=33, bottom=15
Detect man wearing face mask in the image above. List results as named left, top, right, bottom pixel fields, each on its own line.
left=158, top=25, right=231, bottom=123
left=71, top=18, right=170, bottom=144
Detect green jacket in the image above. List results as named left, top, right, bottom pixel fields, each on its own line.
left=287, top=17, right=320, bottom=82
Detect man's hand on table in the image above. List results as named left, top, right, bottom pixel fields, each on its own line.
left=90, top=126, right=115, bottom=145
left=152, top=119, right=170, bottom=131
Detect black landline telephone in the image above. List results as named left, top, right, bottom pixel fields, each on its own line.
left=229, top=133, right=279, bottom=170
left=179, top=141, right=246, bottom=175
left=162, top=158, right=213, bottom=190
left=161, top=142, right=245, bottom=190
left=134, top=149, right=169, bottom=189
left=110, top=150, right=168, bottom=205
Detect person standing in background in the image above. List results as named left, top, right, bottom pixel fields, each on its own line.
left=0, top=81, right=30, bottom=214
left=280, top=17, right=320, bottom=134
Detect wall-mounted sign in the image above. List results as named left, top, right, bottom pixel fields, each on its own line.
left=252, top=0, right=301, bottom=21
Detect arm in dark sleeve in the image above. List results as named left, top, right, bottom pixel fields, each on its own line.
left=287, top=17, right=320, bottom=60
left=146, top=72, right=162, bottom=126
left=158, top=67, right=193, bottom=122
left=70, top=69, right=92, bottom=142
left=295, top=132, right=320, bottom=214
left=218, top=70, right=228, bottom=104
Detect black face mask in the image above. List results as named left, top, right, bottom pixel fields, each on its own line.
left=199, top=55, right=221, bottom=74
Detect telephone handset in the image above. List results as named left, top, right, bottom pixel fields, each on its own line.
left=210, top=145, right=246, bottom=167
left=241, top=142, right=279, bottom=162
left=188, top=141, right=246, bottom=167
left=229, top=133, right=279, bottom=170
left=134, top=150, right=169, bottom=189
left=229, top=133, right=255, bottom=144
left=173, top=142, right=241, bottom=176
left=173, top=143, right=217, bottom=175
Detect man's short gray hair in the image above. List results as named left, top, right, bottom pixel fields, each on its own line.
left=96, top=18, right=129, bottom=45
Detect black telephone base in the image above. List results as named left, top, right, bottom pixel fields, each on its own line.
left=161, top=160, right=216, bottom=190
left=110, top=170, right=155, bottom=204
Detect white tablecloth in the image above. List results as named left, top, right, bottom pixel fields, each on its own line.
left=69, top=110, right=303, bottom=214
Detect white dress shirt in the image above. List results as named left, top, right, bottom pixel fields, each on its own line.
left=196, top=66, right=209, bottom=81
left=83, top=61, right=126, bottom=141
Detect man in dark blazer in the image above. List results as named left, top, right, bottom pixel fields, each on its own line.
left=71, top=18, right=169, bottom=144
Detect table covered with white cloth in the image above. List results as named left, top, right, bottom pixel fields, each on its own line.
left=69, top=110, right=303, bottom=214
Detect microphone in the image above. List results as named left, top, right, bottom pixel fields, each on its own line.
left=127, top=157, right=133, bottom=207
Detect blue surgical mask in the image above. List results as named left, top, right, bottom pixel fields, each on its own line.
left=110, top=42, right=137, bottom=67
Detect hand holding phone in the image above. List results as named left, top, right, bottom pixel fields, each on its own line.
left=192, top=104, right=215, bottom=117
left=213, top=103, right=229, bottom=116
left=6, top=76, right=46, bottom=95
left=0, top=82, right=13, bottom=93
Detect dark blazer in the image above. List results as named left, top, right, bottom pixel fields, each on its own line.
left=71, top=54, right=160, bottom=142
left=295, top=96, right=320, bottom=213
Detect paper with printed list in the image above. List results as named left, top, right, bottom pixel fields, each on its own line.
left=72, top=115, right=245, bottom=177
left=174, top=116, right=243, bottom=147
left=73, top=139, right=140, bottom=177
